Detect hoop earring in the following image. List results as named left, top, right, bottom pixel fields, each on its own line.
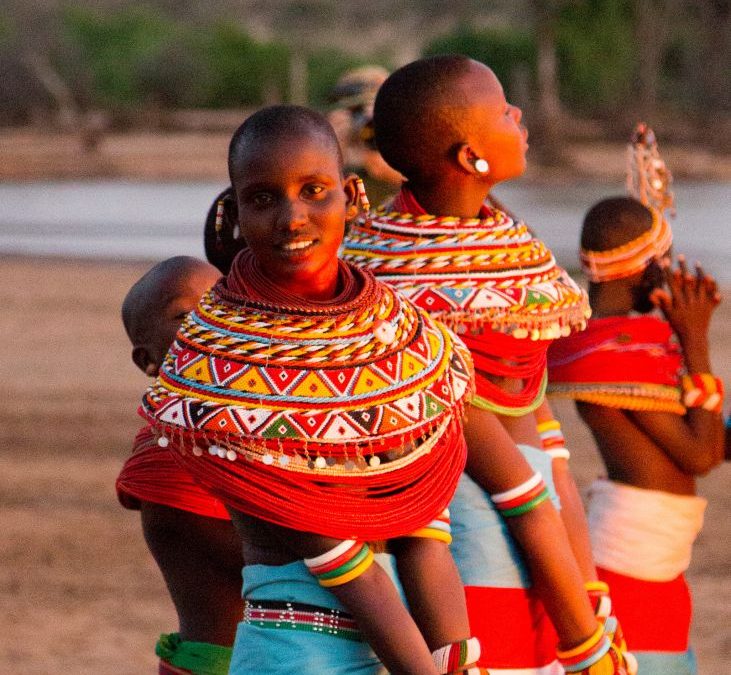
left=356, top=177, right=370, bottom=212
left=214, top=199, right=225, bottom=251
left=474, top=158, right=490, bottom=174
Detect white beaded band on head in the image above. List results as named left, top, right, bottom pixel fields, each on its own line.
left=491, top=472, right=543, bottom=504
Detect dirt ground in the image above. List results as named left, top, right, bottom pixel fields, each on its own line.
left=1, top=128, right=730, bottom=183
left=0, top=256, right=729, bottom=673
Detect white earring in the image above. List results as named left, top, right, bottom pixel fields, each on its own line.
left=474, top=158, right=489, bottom=174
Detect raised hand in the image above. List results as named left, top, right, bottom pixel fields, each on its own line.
left=650, top=254, right=721, bottom=345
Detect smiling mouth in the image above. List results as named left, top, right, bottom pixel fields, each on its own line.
left=279, top=239, right=314, bottom=252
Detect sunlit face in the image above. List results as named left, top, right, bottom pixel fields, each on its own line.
left=231, top=132, right=352, bottom=298
left=148, top=265, right=221, bottom=370
left=459, top=62, right=528, bottom=184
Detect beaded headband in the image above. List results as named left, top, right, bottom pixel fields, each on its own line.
left=580, top=207, right=672, bottom=282
left=581, top=123, right=674, bottom=283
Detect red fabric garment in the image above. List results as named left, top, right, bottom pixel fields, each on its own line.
left=548, top=316, right=685, bottom=413
left=158, top=659, right=193, bottom=675
left=464, top=586, right=558, bottom=669
left=116, top=426, right=230, bottom=520
left=597, top=567, right=692, bottom=652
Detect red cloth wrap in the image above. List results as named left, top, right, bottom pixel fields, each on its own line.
left=158, top=660, right=193, bottom=675
left=465, top=586, right=558, bottom=669
left=116, top=426, right=230, bottom=520
left=549, top=316, right=681, bottom=387
left=597, top=567, right=692, bottom=652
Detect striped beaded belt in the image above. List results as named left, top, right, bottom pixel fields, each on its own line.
left=243, top=599, right=362, bottom=642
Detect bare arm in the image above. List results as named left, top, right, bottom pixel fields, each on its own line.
left=637, top=257, right=725, bottom=474
left=535, top=398, right=598, bottom=582
left=463, top=404, right=598, bottom=649
left=390, top=537, right=471, bottom=651
left=270, top=525, right=438, bottom=675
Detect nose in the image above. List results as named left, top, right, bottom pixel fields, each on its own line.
left=509, top=104, right=522, bottom=124
left=277, top=198, right=308, bottom=232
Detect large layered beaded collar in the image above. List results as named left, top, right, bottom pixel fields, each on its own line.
left=141, top=261, right=473, bottom=475
left=342, top=203, right=591, bottom=341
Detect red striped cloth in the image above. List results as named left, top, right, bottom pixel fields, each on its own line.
left=597, top=567, right=692, bottom=652
left=465, top=586, right=558, bottom=669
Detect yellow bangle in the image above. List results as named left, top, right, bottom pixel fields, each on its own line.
left=537, top=419, right=561, bottom=433
left=556, top=623, right=604, bottom=659
left=319, top=549, right=375, bottom=587
left=584, top=580, right=610, bottom=594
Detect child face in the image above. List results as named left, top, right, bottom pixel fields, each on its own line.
left=146, top=265, right=221, bottom=373
left=231, top=133, right=352, bottom=296
left=461, top=63, right=528, bottom=184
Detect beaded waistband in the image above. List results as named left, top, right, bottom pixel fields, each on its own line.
left=243, top=599, right=362, bottom=642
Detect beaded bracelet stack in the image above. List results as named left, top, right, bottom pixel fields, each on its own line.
left=491, top=472, right=550, bottom=517
left=681, top=373, right=725, bottom=413
left=585, top=580, right=612, bottom=621
left=432, top=637, right=483, bottom=674
left=537, top=419, right=571, bottom=460
left=304, top=541, right=374, bottom=588
left=556, top=624, right=613, bottom=673
left=409, top=508, right=452, bottom=544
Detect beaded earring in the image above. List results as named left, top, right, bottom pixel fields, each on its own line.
left=474, top=158, right=489, bottom=174
left=355, top=177, right=370, bottom=212
left=214, top=199, right=225, bottom=251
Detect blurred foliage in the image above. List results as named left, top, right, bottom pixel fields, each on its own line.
left=555, top=0, right=635, bottom=114
left=0, top=0, right=726, bottom=130
left=424, top=27, right=536, bottom=102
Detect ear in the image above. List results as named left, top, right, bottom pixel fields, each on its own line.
left=222, top=192, right=240, bottom=239
left=132, top=346, right=159, bottom=376
left=343, top=173, right=359, bottom=220
left=456, top=143, right=480, bottom=176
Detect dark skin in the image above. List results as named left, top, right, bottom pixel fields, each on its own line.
left=125, top=259, right=244, bottom=646
left=228, top=129, right=466, bottom=674
left=581, top=256, right=725, bottom=494
left=397, top=60, right=599, bottom=648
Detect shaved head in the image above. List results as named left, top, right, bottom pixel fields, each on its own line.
left=581, top=197, right=654, bottom=252
left=228, top=105, right=343, bottom=185
left=122, top=256, right=220, bottom=374
left=374, top=55, right=488, bottom=180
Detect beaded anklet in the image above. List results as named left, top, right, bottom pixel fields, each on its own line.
left=491, top=472, right=550, bottom=517
left=681, top=373, right=725, bottom=413
left=305, top=541, right=374, bottom=588
left=537, top=420, right=571, bottom=460
left=557, top=623, right=612, bottom=673
left=432, top=637, right=481, bottom=674
left=408, top=508, right=452, bottom=544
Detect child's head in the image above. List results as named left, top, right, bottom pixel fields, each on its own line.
left=374, top=55, right=527, bottom=188
left=203, top=186, right=246, bottom=275
left=122, top=256, right=220, bottom=376
left=227, top=105, right=358, bottom=297
left=581, top=196, right=669, bottom=313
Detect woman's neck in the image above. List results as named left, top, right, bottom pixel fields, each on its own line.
left=406, top=177, right=492, bottom=218
left=588, top=282, right=634, bottom=318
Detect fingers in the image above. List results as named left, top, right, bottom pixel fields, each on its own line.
left=650, top=288, right=671, bottom=314
left=695, top=261, right=722, bottom=304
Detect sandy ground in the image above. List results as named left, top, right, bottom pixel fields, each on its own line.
left=0, top=255, right=729, bottom=673
left=1, top=128, right=730, bottom=183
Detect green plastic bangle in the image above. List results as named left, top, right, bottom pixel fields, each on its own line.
left=499, top=487, right=550, bottom=517
left=316, top=544, right=371, bottom=581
